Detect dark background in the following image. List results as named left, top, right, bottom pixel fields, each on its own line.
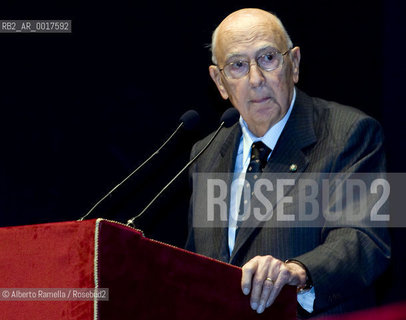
left=0, top=0, right=405, bottom=308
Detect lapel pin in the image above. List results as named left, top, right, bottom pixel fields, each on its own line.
left=289, top=164, right=297, bottom=172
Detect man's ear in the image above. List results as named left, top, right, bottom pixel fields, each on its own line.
left=290, top=46, right=301, bottom=84
left=209, top=65, right=229, bottom=100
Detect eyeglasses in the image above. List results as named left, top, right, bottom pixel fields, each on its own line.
left=217, top=48, right=292, bottom=79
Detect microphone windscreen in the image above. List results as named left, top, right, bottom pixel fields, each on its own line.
left=180, top=109, right=200, bottom=131
left=220, top=108, right=240, bottom=127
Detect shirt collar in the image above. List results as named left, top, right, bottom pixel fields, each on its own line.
left=240, top=87, right=296, bottom=163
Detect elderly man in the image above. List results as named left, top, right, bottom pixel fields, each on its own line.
left=186, top=8, right=390, bottom=317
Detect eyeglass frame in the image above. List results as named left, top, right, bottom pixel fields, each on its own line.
left=215, top=47, right=293, bottom=80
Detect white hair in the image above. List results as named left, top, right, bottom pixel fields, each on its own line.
left=210, top=11, right=293, bottom=65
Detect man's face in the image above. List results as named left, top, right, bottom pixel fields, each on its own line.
left=209, top=12, right=301, bottom=137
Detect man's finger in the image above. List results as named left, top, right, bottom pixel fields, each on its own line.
left=256, top=277, right=275, bottom=313
left=249, top=270, right=270, bottom=310
left=246, top=256, right=275, bottom=311
left=241, top=258, right=258, bottom=295
left=265, top=268, right=290, bottom=308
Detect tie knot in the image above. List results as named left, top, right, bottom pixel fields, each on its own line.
left=250, top=141, right=271, bottom=170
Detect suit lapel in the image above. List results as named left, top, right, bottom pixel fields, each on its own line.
left=265, top=89, right=317, bottom=173
left=218, top=124, right=242, bottom=173
left=230, top=89, right=317, bottom=264
left=207, top=124, right=241, bottom=262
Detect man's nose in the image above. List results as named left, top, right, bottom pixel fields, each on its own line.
left=248, top=63, right=265, bottom=87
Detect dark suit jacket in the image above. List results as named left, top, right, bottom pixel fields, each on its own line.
left=186, top=89, right=391, bottom=317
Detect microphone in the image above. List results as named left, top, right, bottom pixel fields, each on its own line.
left=126, top=107, right=240, bottom=227
left=78, top=109, right=200, bottom=221
left=180, top=110, right=200, bottom=131
left=220, top=107, right=240, bottom=127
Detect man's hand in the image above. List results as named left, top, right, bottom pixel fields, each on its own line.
left=241, top=255, right=307, bottom=314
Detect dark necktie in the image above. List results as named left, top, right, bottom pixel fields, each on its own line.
left=237, top=141, right=272, bottom=225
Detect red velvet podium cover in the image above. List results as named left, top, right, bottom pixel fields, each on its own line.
left=0, top=219, right=296, bottom=319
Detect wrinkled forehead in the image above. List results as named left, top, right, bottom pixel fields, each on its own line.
left=215, top=18, right=286, bottom=64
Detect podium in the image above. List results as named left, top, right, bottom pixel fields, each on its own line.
left=0, top=219, right=296, bottom=319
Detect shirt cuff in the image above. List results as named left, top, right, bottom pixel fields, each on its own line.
left=297, top=287, right=315, bottom=313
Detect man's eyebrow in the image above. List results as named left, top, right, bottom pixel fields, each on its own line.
left=224, top=45, right=279, bottom=63
left=256, top=45, right=278, bottom=54
left=224, top=53, right=246, bottom=63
